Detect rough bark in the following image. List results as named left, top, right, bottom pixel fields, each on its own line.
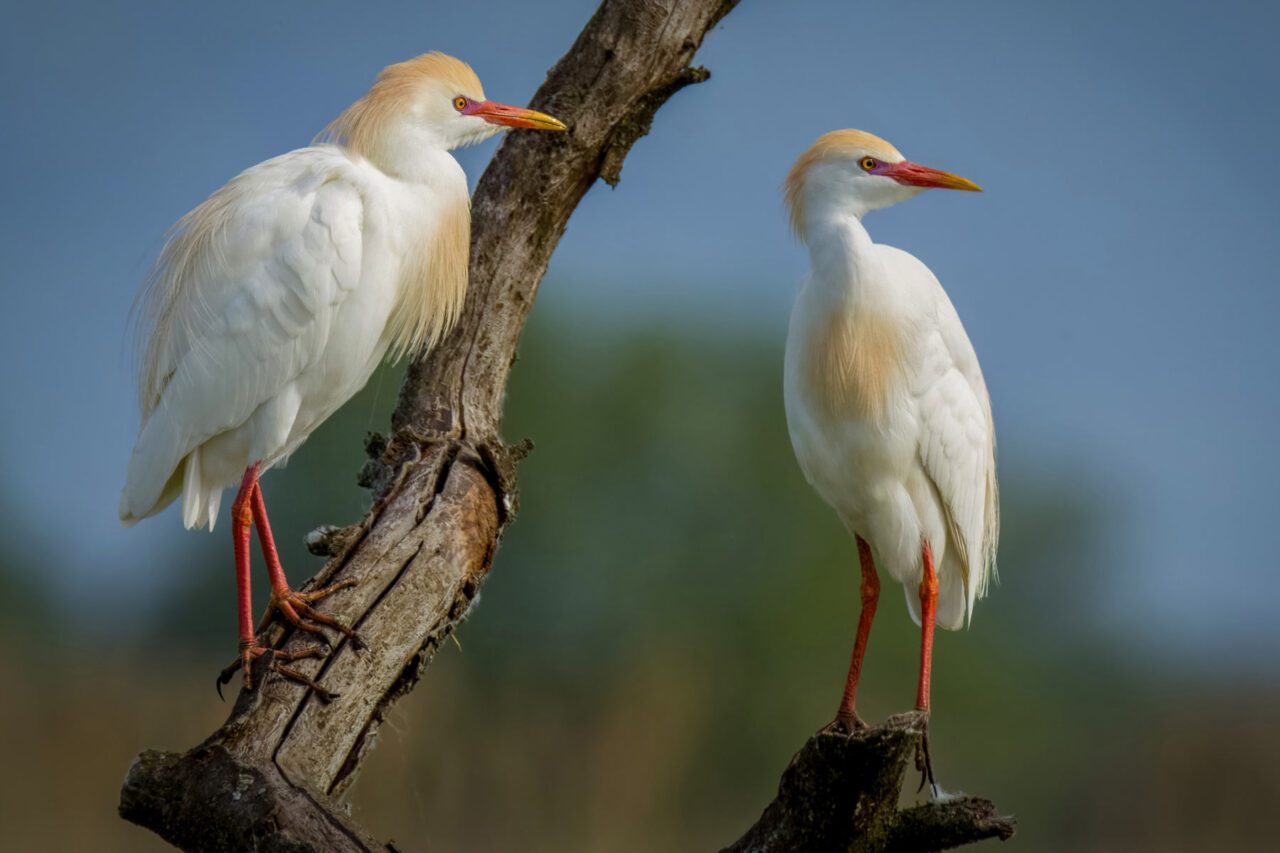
left=723, top=713, right=1015, bottom=853
left=119, top=2, right=1013, bottom=850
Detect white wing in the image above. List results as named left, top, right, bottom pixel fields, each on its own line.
left=877, top=246, right=998, bottom=627
left=914, top=290, right=999, bottom=626
left=121, top=147, right=366, bottom=528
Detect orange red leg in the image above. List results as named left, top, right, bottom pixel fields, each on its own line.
left=821, top=536, right=941, bottom=791
left=916, top=540, right=938, bottom=712
left=231, top=464, right=260, bottom=685
left=915, top=539, right=940, bottom=793
left=250, top=480, right=360, bottom=645
left=217, top=463, right=359, bottom=700
left=825, top=535, right=881, bottom=734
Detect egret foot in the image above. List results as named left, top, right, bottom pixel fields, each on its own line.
left=915, top=718, right=939, bottom=797
left=215, top=577, right=360, bottom=702
left=215, top=645, right=333, bottom=701
left=819, top=710, right=869, bottom=736
left=246, top=478, right=363, bottom=649
left=220, top=468, right=360, bottom=702
left=263, top=578, right=364, bottom=650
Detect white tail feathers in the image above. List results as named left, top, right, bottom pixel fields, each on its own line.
left=120, top=410, right=182, bottom=527
left=902, top=544, right=972, bottom=632
left=903, top=564, right=968, bottom=631
left=120, top=410, right=222, bottom=531
left=180, top=449, right=221, bottom=530
left=120, top=449, right=222, bottom=531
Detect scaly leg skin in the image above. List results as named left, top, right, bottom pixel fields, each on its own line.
left=915, top=539, right=939, bottom=796
left=250, top=480, right=363, bottom=650
left=820, top=535, right=881, bottom=736
left=215, top=464, right=360, bottom=703
left=216, top=645, right=332, bottom=701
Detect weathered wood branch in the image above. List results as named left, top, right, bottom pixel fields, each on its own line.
left=723, top=713, right=1015, bottom=853
left=119, top=3, right=1013, bottom=850
left=120, top=0, right=741, bottom=849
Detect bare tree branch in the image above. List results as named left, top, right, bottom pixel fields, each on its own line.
left=118, top=3, right=1013, bottom=850
left=723, top=713, right=1015, bottom=853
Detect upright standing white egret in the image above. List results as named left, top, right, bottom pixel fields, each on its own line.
left=120, top=52, right=565, bottom=693
left=782, top=130, right=998, bottom=760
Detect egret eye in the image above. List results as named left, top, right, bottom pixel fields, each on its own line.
left=860, top=157, right=878, bottom=172
left=453, top=96, right=468, bottom=111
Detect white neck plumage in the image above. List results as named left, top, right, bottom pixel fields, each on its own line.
left=803, top=207, right=876, bottom=297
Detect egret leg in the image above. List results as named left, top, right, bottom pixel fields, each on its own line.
left=915, top=540, right=939, bottom=794
left=823, top=536, right=880, bottom=734
left=216, top=464, right=359, bottom=702
left=249, top=480, right=362, bottom=647
left=230, top=464, right=259, bottom=688
left=916, top=540, right=938, bottom=712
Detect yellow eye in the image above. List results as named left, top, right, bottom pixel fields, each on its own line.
left=453, top=96, right=468, bottom=111
left=860, top=157, right=878, bottom=171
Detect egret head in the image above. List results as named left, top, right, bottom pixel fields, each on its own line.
left=785, top=129, right=980, bottom=240
left=321, top=52, right=565, bottom=172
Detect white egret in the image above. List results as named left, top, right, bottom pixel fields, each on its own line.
left=782, top=130, right=998, bottom=761
left=119, top=52, right=565, bottom=692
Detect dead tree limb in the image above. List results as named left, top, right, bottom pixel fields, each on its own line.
left=119, top=3, right=1013, bottom=850
left=723, top=713, right=1015, bottom=853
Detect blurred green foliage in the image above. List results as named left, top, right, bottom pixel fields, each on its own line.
left=0, top=311, right=1275, bottom=851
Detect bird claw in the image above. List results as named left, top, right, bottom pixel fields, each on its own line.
left=215, top=644, right=331, bottom=701
left=214, top=577, right=359, bottom=701
left=215, top=660, right=240, bottom=700
left=273, top=661, right=339, bottom=704
left=819, top=711, right=869, bottom=737
left=265, top=578, right=361, bottom=646
left=914, top=719, right=940, bottom=797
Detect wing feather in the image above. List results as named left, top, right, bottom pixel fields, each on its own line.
left=122, top=149, right=365, bottom=523
left=912, top=284, right=999, bottom=626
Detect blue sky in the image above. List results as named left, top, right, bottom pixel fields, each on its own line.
left=2, top=1, right=1278, bottom=670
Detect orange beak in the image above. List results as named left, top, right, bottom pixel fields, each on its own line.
left=469, top=100, right=566, bottom=132
left=881, top=161, right=982, bottom=192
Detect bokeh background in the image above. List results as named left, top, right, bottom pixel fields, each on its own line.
left=3, top=0, right=1278, bottom=850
